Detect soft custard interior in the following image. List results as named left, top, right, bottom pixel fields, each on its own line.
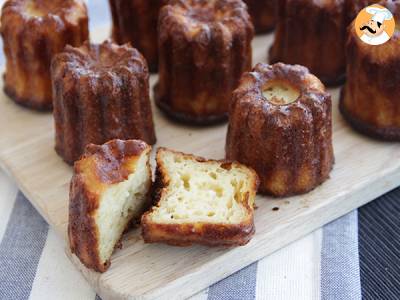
left=150, top=151, right=254, bottom=224
left=95, top=153, right=150, bottom=265
left=262, top=81, right=300, bottom=105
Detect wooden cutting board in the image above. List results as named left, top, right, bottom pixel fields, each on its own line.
left=0, top=30, right=399, bottom=300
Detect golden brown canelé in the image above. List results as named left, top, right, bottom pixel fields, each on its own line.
left=108, top=0, right=165, bottom=72
left=51, top=40, right=156, bottom=165
left=244, top=0, right=276, bottom=33
left=340, top=1, right=400, bottom=141
left=69, top=139, right=152, bottom=272
left=226, top=63, right=334, bottom=197
left=1, top=0, right=88, bottom=110
left=141, top=148, right=259, bottom=247
left=269, top=0, right=379, bottom=86
left=155, top=0, right=254, bottom=125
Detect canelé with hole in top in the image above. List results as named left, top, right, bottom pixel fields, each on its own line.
left=244, top=0, right=276, bottom=33
left=0, top=0, right=88, bottom=110
left=108, top=0, right=166, bottom=72
left=269, top=0, right=379, bottom=86
left=226, top=63, right=334, bottom=197
left=340, top=0, right=400, bottom=141
left=69, top=139, right=152, bottom=272
left=51, top=40, right=156, bottom=165
left=155, top=0, right=254, bottom=125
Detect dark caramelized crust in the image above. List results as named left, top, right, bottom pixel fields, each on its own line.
left=340, top=1, right=400, bottom=141
left=269, top=0, right=379, bottom=86
left=68, top=139, right=151, bottom=273
left=244, top=0, right=276, bottom=33
left=226, top=63, right=334, bottom=197
left=155, top=0, right=254, bottom=125
left=1, top=0, right=88, bottom=110
left=141, top=148, right=258, bottom=246
left=51, top=40, right=156, bottom=165
left=108, top=0, right=166, bottom=72
left=142, top=221, right=255, bottom=247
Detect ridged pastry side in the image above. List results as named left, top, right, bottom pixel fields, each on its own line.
left=51, top=40, right=156, bottom=165
left=269, top=0, right=379, bottom=86
left=155, top=0, right=254, bottom=124
left=226, top=63, right=334, bottom=197
left=340, top=0, right=400, bottom=141
left=1, top=0, right=89, bottom=110
left=244, top=0, right=276, bottom=33
left=109, top=0, right=166, bottom=72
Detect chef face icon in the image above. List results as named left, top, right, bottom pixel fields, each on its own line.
left=355, top=5, right=395, bottom=45
left=360, top=19, right=386, bottom=38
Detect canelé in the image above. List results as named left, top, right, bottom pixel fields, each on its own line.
left=51, top=40, right=156, bottom=164
left=108, top=0, right=165, bottom=71
left=155, top=0, right=254, bottom=124
left=269, top=0, right=379, bottom=86
left=340, top=0, right=400, bottom=140
left=226, top=63, right=334, bottom=197
left=69, top=139, right=152, bottom=272
left=1, top=0, right=89, bottom=110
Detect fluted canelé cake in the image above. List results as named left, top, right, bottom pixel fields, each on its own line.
left=155, top=0, right=254, bottom=125
left=108, top=0, right=166, bottom=72
left=340, top=0, right=400, bottom=140
left=226, top=63, right=334, bottom=197
left=244, top=0, right=276, bottom=33
left=269, top=0, right=379, bottom=86
left=1, top=0, right=88, bottom=110
left=51, top=40, right=156, bottom=165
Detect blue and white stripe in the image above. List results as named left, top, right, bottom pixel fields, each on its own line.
left=0, top=168, right=366, bottom=300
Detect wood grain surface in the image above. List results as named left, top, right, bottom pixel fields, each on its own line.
left=0, top=31, right=399, bottom=300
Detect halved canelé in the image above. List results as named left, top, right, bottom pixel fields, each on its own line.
left=142, top=148, right=259, bottom=247
left=68, top=139, right=152, bottom=272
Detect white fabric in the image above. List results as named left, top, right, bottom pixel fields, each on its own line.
left=29, top=229, right=96, bottom=300
left=256, top=230, right=322, bottom=300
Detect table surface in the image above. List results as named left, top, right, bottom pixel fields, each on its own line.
left=0, top=1, right=399, bottom=300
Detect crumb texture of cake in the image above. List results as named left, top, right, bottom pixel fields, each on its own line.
left=51, top=40, right=156, bottom=165
left=244, top=0, right=276, bottom=33
left=269, top=0, right=379, bottom=86
left=108, top=0, right=166, bottom=72
left=142, top=148, right=259, bottom=247
left=68, top=139, right=152, bottom=273
left=226, top=63, right=334, bottom=197
left=340, top=0, right=400, bottom=141
left=1, top=0, right=89, bottom=110
left=155, top=0, right=254, bottom=124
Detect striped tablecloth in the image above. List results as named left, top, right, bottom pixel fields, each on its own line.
left=0, top=1, right=399, bottom=299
